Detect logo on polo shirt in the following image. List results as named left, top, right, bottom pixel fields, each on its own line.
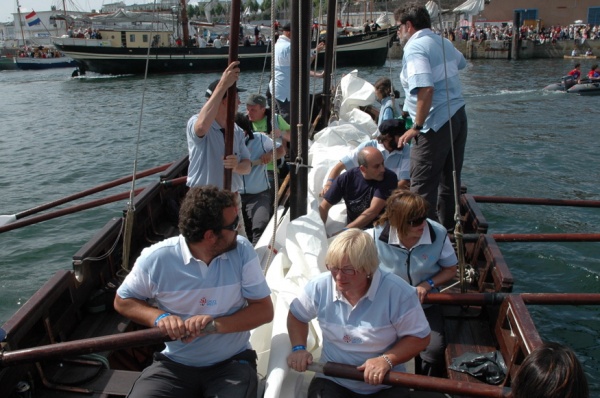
left=343, top=334, right=363, bottom=344
left=199, top=297, right=217, bottom=306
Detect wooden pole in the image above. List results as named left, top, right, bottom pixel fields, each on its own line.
left=472, top=195, right=600, bottom=208
left=224, top=0, right=241, bottom=191
left=0, top=162, right=172, bottom=226
left=308, top=362, right=510, bottom=397
left=0, top=328, right=168, bottom=367
left=423, top=292, right=600, bottom=306
left=0, top=188, right=144, bottom=234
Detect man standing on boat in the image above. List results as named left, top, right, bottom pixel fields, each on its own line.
left=269, top=23, right=325, bottom=122
left=394, top=3, right=468, bottom=231
left=114, top=186, right=273, bottom=398
left=186, top=62, right=252, bottom=238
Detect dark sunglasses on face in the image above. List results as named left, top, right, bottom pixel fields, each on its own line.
left=408, top=216, right=426, bottom=226
left=222, top=215, right=240, bottom=231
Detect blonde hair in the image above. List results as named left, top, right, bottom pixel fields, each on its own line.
left=376, top=189, right=429, bottom=237
left=325, top=228, right=379, bottom=274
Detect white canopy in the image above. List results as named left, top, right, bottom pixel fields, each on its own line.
left=453, top=0, right=485, bottom=16
left=425, top=1, right=440, bottom=20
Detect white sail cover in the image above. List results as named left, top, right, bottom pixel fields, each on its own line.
left=425, top=1, right=440, bottom=20
left=453, top=0, right=485, bottom=15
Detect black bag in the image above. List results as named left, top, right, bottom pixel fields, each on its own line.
left=448, top=351, right=507, bottom=385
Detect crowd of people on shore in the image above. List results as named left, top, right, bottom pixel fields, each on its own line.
left=17, top=46, right=65, bottom=58
left=450, top=23, right=600, bottom=45
left=111, top=3, right=590, bottom=398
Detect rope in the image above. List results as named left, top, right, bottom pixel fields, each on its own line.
left=264, top=0, right=279, bottom=273
left=434, top=0, right=467, bottom=292
left=121, top=1, right=159, bottom=273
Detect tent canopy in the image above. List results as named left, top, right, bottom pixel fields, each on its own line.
left=453, top=0, right=485, bottom=16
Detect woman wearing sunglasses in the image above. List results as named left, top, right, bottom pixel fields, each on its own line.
left=287, top=229, right=430, bottom=398
left=370, top=189, right=457, bottom=378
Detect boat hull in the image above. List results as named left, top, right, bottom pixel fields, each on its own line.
left=53, top=30, right=392, bottom=75
left=567, top=81, right=600, bottom=95
left=0, top=57, right=17, bottom=71
left=15, top=56, right=78, bottom=70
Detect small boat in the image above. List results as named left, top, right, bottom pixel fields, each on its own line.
left=567, top=80, right=600, bottom=95
left=543, top=75, right=578, bottom=91
left=563, top=54, right=597, bottom=59
left=14, top=53, right=77, bottom=70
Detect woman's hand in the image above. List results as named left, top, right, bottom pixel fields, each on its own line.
left=357, top=356, right=390, bottom=385
left=287, top=350, right=313, bottom=372
left=416, top=284, right=429, bottom=303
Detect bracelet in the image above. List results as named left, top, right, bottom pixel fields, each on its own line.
left=292, top=345, right=307, bottom=352
left=381, top=354, right=393, bottom=370
left=426, top=278, right=435, bottom=288
left=154, top=312, right=171, bottom=326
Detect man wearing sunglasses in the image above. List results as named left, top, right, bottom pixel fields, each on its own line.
left=115, top=186, right=273, bottom=398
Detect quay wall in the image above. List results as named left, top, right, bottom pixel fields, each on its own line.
left=388, top=39, right=600, bottom=60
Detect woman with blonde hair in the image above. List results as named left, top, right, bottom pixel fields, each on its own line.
left=370, top=189, right=457, bottom=377
left=287, top=229, right=430, bottom=397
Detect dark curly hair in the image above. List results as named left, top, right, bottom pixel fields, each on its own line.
left=394, top=2, right=432, bottom=31
left=178, top=186, right=236, bottom=243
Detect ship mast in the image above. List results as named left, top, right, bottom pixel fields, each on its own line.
left=16, top=1, right=26, bottom=48
left=180, top=0, right=189, bottom=45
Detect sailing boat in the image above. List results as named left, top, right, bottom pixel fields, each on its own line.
left=14, top=1, right=77, bottom=70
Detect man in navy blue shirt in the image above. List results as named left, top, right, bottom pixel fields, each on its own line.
left=320, top=146, right=398, bottom=231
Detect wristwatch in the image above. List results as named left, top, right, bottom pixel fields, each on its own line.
left=412, top=124, right=423, bottom=131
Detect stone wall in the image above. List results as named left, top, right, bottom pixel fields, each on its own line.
left=388, top=39, right=600, bottom=60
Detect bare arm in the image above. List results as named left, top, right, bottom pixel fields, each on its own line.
left=398, top=86, right=434, bottom=147
left=213, top=295, right=274, bottom=333
left=320, top=161, right=346, bottom=196
left=193, top=61, right=240, bottom=138
left=416, top=265, right=457, bottom=303
left=345, top=197, right=387, bottom=229
left=114, top=295, right=187, bottom=340
left=356, top=334, right=430, bottom=385
left=398, top=179, right=410, bottom=190
left=287, top=311, right=313, bottom=372
left=319, top=199, right=333, bottom=225
left=234, top=158, right=251, bottom=175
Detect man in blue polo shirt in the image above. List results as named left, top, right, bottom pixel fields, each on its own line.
left=186, top=61, right=252, bottom=237
left=394, top=3, right=468, bottom=230
left=115, top=186, right=273, bottom=398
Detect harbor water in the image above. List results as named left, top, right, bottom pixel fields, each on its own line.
left=1, top=59, right=599, bottom=393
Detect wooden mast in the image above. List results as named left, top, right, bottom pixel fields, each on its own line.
left=223, top=0, right=241, bottom=190
left=16, top=1, right=26, bottom=48
left=180, top=0, right=190, bottom=45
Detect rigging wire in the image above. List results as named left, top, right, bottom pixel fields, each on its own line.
left=434, top=0, right=468, bottom=292
left=120, top=0, right=159, bottom=274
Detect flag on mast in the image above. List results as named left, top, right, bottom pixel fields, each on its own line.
left=25, top=11, right=41, bottom=26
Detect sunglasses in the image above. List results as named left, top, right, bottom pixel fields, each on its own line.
left=326, top=264, right=358, bottom=276
left=408, top=216, right=426, bottom=226
left=222, top=215, right=240, bottom=231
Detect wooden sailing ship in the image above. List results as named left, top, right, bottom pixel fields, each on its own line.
left=1, top=2, right=599, bottom=398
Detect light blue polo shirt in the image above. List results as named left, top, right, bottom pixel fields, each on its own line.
left=369, top=220, right=457, bottom=288
left=341, top=140, right=410, bottom=181
left=269, top=35, right=291, bottom=102
left=400, top=28, right=466, bottom=133
left=117, top=235, right=271, bottom=367
left=290, top=269, right=430, bottom=394
left=186, top=116, right=251, bottom=191
left=240, top=132, right=281, bottom=195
